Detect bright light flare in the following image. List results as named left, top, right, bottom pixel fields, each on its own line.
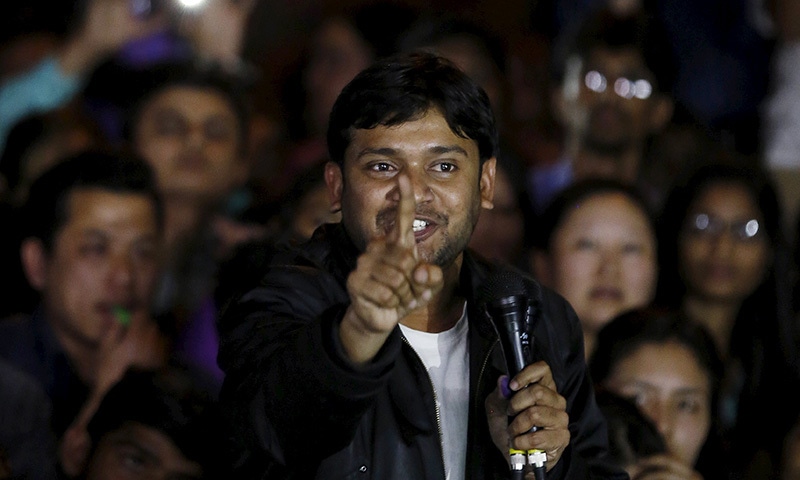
left=176, top=0, right=206, bottom=9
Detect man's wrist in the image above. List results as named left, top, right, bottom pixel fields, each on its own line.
left=338, top=308, right=392, bottom=366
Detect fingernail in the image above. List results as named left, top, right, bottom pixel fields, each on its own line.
left=509, top=379, right=520, bottom=391
left=421, top=289, right=432, bottom=301
left=408, top=299, right=418, bottom=310
left=500, top=376, right=512, bottom=398
left=414, top=268, right=428, bottom=283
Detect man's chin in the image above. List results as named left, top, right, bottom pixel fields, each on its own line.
left=419, top=244, right=463, bottom=269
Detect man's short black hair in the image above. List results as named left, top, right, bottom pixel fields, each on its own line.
left=23, top=149, right=162, bottom=252
left=552, top=7, right=676, bottom=95
left=326, top=51, right=498, bottom=166
left=86, top=368, right=225, bottom=478
left=123, top=61, right=251, bottom=155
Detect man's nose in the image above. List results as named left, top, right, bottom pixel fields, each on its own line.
left=108, top=253, right=134, bottom=288
left=406, top=169, right=434, bottom=204
left=643, top=400, right=674, bottom=441
left=184, top=123, right=206, bottom=148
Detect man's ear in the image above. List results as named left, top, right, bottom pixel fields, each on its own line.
left=550, top=85, right=570, bottom=126
left=229, top=154, right=251, bottom=193
left=479, top=157, right=497, bottom=210
left=324, top=161, right=344, bottom=213
left=20, top=238, right=48, bottom=291
left=648, top=95, right=674, bottom=133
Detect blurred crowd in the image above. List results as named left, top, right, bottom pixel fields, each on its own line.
left=1, top=0, right=800, bottom=478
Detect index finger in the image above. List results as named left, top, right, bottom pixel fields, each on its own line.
left=391, top=175, right=417, bottom=251
left=509, top=361, right=557, bottom=392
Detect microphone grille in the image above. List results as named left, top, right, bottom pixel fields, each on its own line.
left=481, top=267, right=528, bottom=301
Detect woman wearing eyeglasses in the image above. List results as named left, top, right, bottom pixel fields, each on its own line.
left=656, top=160, right=800, bottom=478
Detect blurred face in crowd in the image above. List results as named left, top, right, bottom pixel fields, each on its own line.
left=23, top=188, right=160, bottom=352
left=602, top=341, right=712, bottom=467
left=133, top=86, right=247, bottom=206
left=304, top=17, right=373, bottom=136
left=540, top=192, right=657, bottom=341
left=557, top=47, right=672, bottom=180
left=84, top=422, right=202, bottom=480
left=326, top=109, right=496, bottom=268
left=679, top=182, right=770, bottom=304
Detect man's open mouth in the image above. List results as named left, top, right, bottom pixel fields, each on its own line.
left=413, top=219, right=429, bottom=232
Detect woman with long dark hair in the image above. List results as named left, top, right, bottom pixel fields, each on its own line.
left=656, top=161, right=800, bottom=475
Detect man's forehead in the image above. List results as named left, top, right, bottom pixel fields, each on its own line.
left=63, top=187, right=158, bottom=223
left=142, top=85, right=237, bottom=117
left=586, top=46, right=650, bottom=75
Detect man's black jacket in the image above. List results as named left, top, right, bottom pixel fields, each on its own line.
left=217, top=224, right=627, bottom=479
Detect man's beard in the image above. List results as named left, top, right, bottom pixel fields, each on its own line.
left=581, top=133, right=629, bottom=157
left=582, top=106, right=633, bottom=157
left=374, top=206, right=474, bottom=268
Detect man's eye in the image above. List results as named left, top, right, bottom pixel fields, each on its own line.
left=370, top=163, right=392, bottom=172
left=117, top=448, right=149, bottom=472
left=204, top=118, right=235, bottom=141
left=80, top=243, right=107, bottom=256
left=622, top=243, right=644, bottom=254
left=435, top=162, right=457, bottom=173
left=133, top=243, right=158, bottom=263
left=155, top=113, right=186, bottom=136
left=676, top=397, right=703, bottom=414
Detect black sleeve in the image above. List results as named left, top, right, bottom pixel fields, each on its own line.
left=217, top=264, right=402, bottom=475
left=535, top=287, right=629, bottom=480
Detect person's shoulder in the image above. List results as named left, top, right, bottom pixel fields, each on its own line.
left=220, top=225, right=356, bottom=321
left=0, top=313, right=35, bottom=351
left=0, top=358, right=48, bottom=405
left=261, top=224, right=356, bottom=283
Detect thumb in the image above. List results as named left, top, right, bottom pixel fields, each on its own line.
left=59, top=425, right=91, bottom=477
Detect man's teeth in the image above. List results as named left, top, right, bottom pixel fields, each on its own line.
left=412, top=219, right=428, bottom=232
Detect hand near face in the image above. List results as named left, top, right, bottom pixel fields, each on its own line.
left=629, top=454, right=703, bottom=480
left=94, top=311, right=168, bottom=394
left=340, top=175, right=443, bottom=364
left=59, top=0, right=168, bottom=75
left=485, top=361, right=570, bottom=473
left=59, top=313, right=168, bottom=476
left=178, top=0, right=257, bottom=65
left=66, top=0, right=167, bottom=66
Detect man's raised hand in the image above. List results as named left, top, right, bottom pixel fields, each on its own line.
left=339, top=175, right=442, bottom=364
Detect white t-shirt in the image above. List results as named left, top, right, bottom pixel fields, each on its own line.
left=399, top=305, right=469, bottom=480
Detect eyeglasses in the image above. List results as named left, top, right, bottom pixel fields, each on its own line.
left=584, top=70, right=653, bottom=100
left=685, top=213, right=762, bottom=242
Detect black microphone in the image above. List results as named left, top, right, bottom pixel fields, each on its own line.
left=482, top=267, right=533, bottom=379
left=481, top=267, right=547, bottom=480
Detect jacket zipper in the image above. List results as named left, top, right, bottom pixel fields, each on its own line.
left=401, top=336, right=447, bottom=480
left=474, top=339, right=499, bottom=412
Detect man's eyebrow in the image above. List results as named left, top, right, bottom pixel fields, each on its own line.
left=355, top=145, right=470, bottom=161
left=80, top=228, right=108, bottom=238
left=429, top=145, right=469, bottom=156
left=356, top=147, right=398, bottom=160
